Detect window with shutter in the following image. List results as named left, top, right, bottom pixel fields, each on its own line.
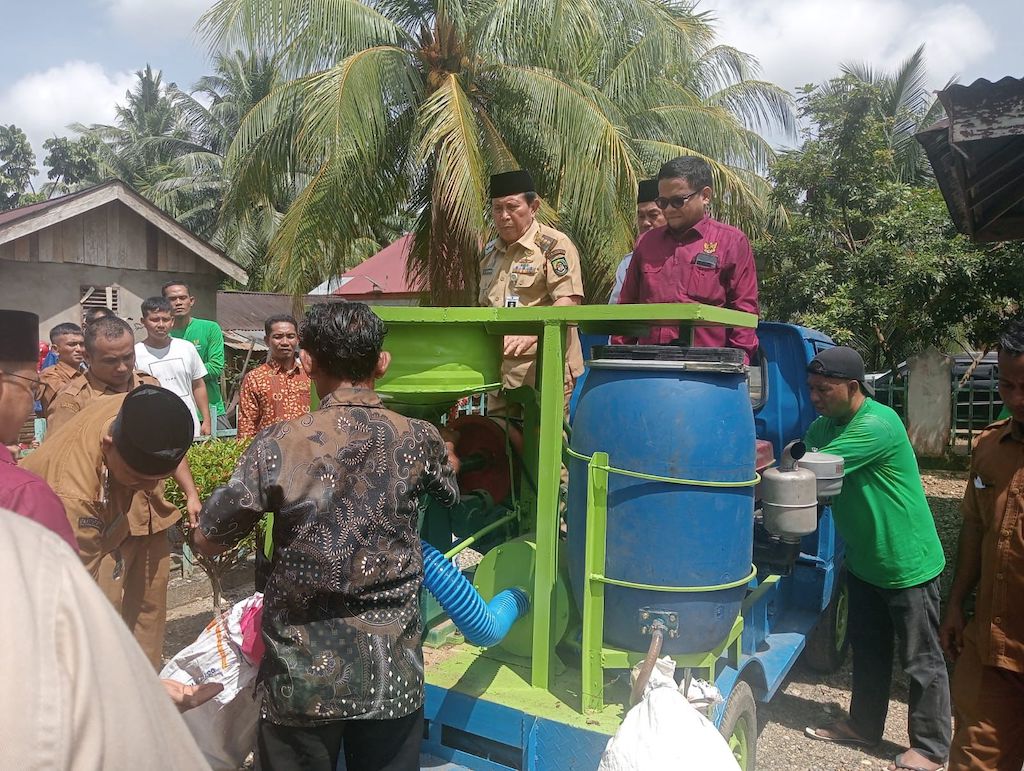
left=80, top=285, right=120, bottom=318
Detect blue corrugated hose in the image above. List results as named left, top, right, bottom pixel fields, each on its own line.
left=421, top=540, right=530, bottom=647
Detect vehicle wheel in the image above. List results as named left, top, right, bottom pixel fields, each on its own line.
left=719, top=680, right=757, bottom=771
left=805, top=568, right=850, bottom=672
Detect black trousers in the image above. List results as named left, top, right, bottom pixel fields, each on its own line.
left=257, top=707, right=423, bottom=771
left=847, top=573, right=951, bottom=764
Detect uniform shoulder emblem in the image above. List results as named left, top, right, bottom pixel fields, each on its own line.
left=536, top=233, right=558, bottom=254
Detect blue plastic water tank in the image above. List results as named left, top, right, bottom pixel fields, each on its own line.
left=567, top=345, right=756, bottom=654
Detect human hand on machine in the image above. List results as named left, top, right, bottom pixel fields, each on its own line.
left=503, top=335, right=537, bottom=357
left=439, top=427, right=461, bottom=474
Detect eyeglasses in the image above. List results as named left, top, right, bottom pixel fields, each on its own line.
left=655, top=191, right=702, bottom=210
left=2, top=371, right=44, bottom=401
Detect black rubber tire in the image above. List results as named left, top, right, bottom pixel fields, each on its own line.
left=719, top=680, right=757, bottom=771
left=805, top=568, right=850, bottom=673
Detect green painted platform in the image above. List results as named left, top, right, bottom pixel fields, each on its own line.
left=425, top=645, right=628, bottom=737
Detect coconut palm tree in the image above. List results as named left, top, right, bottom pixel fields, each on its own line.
left=201, top=0, right=794, bottom=300
left=72, top=65, right=187, bottom=189
left=838, top=44, right=947, bottom=185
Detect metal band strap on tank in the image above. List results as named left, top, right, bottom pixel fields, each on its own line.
left=564, top=446, right=762, bottom=489
left=567, top=445, right=760, bottom=593
left=596, top=565, right=758, bottom=593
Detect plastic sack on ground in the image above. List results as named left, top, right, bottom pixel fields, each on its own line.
left=598, top=657, right=739, bottom=771
left=160, top=593, right=264, bottom=771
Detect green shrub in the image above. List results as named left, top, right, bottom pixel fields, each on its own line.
left=166, top=437, right=254, bottom=608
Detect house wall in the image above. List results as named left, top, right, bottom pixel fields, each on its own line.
left=0, top=261, right=220, bottom=341
left=0, top=200, right=220, bottom=275
left=0, top=199, right=224, bottom=340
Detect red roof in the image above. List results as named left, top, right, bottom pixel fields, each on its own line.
left=332, top=235, right=420, bottom=297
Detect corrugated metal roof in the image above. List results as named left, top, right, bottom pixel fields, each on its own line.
left=217, top=290, right=346, bottom=332
left=917, top=76, right=1024, bottom=242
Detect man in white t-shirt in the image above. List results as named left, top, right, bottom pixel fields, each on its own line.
left=135, top=297, right=211, bottom=437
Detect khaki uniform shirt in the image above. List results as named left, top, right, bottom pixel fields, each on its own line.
left=46, top=369, right=159, bottom=433
left=38, top=361, right=81, bottom=414
left=24, top=391, right=180, bottom=573
left=0, top=510, right=209, bottom=770
left=962, top=418, right=1024, bottom=672
left=479, top=220, right=585, bottom=389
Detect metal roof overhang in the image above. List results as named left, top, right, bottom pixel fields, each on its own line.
left=917, top=77, right=1024, bottom=242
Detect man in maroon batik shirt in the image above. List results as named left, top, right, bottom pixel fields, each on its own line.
left=0, top=309, right=77, bottom=551
left=615, top=156, right=760, bottom=363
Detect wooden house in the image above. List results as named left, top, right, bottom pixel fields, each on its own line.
left=0, top=180, right=247, bottom=340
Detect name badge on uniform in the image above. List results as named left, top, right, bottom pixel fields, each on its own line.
left=695, top=252, right=718, bottom=269
left=505, top=295, right=520, bottom=308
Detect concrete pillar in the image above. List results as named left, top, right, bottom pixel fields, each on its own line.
left=907, top=347, right=952, bottom=456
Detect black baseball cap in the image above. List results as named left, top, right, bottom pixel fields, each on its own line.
left=807, top=346, right=874, bottom=396
left=110, top=385, right=194, bottom=476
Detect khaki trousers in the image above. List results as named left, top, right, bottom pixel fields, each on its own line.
left=948, top=634, right=1024, bottom=771
left=97, top=531, right=171, bottom=668
left=485, top=375, right=576, bottom=419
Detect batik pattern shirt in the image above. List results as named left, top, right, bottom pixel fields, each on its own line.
left=199, top=387, right=459, bottom=725
left=237, top=360, right=311, bottom=440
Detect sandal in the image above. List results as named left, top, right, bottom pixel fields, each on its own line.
left=889, top=752, right=946, bottom=771
left=804, top=723, right=877, bottom=747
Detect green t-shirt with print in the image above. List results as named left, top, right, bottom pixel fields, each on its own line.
left=804, top=398, right=944, bottom=589
left=170, top=317, right=225, bottom=415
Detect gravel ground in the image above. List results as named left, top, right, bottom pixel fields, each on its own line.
left=162, top=473, right=969, bottom=770
left=755, top=470, right=967, bottom=771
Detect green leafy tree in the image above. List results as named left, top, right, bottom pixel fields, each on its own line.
left=41, top=135, right=103, bottom=196
left=200, top=0, right=794, bottom=299
left=836, top=45, right=946, bottom=184
left=759, top=75, right=1024, bottom=372
left=0, top=124, right=38, bottom=210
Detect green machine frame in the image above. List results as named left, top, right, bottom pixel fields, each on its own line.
left=372, top=303, right=758, bottom=714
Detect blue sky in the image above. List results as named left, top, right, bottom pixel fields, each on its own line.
left=1, top=0, right=1019, bottom=180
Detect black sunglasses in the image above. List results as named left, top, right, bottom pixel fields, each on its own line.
left=654, top=191, right=702, bottom=210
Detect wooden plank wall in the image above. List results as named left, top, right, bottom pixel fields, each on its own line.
left=0, top=201, right=218, bottom=275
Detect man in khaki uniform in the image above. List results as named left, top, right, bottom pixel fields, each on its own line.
left=480, top=169, right=585, bottom=414
left=23, top=386, right=195, bottom=667
left=47, top=316, right=156, bottom=432
left=37, top=316, right=201, bottom=666
left=38, top=322, right=85, bottom=414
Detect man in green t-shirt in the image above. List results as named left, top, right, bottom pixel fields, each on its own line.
left=162, top=282, right=225, bottom=429
left=802, top=347, right=949, bottom=771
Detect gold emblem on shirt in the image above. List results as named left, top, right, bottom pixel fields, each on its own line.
left=703, top=241, right=718, bottom=254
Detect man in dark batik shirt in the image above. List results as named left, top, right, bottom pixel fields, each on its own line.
left=193, top=302, right=459, bottom=771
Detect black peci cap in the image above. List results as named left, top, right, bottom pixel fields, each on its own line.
left=490, top=169, right=535, bottom=198
left=807, top=346, right=874, bottom=395
left=111, top=385, right=194, bottom=476
left=637, top=179, right=659, bottom=204
left=0, top=310, right=41, bottom=363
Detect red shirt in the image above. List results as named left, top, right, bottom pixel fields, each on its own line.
left=0, top=452, right=77, bottom=552
left=615, top=216, right=760, bottom=362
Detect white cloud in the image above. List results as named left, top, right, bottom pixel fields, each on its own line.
left=0, top=61, right=134, bottom=172
left=101, top=0, right=213, bottom=38
left=703, top=0, right=996, bottom=94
